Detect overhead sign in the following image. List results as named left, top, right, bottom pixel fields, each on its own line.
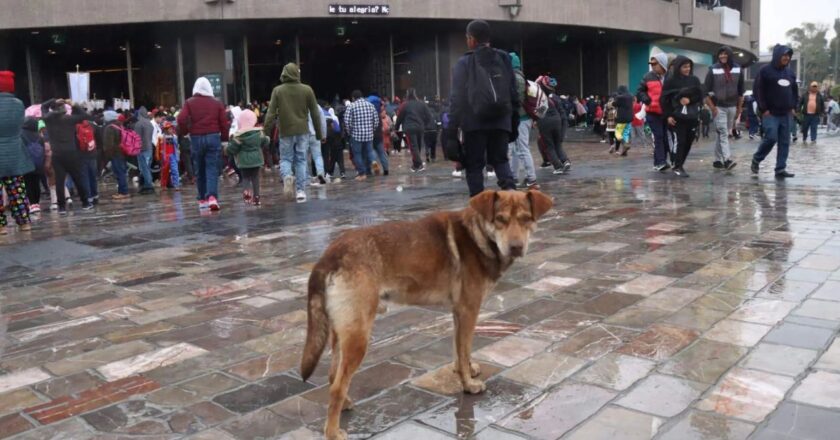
left=328, top=4, right=390, bottom=15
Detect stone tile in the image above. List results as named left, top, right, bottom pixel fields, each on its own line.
left=697, top=367, right=795, bottom=422
left=394, top=336, right=495, bottom=370
left=226, top=346, right=303, bottom=381
left=571, top=292, right=644, bottom=316
left=663, top=304, right=729, bottom=331
left=374, top=422, right=454, bottom=439
left=473, top=336, right=552, bottom=367
left=612, top=274, right=676, bottom=297
left=763, top=322, right=835, bottom=350
left=190, top=428, right=239, bottom=440
left=785, top=315, right=840, bottom=329
left=754, top=401, right=840, bottom=440
left=798, top=254, right=840, bottom=271
left=635, top=287, right=705, bottom=311
left=741, top=343, right=818, bottom=376
left=178, top=373, right=243, bottom=399
left=44, top=340, right=155, bottom=376
left=574, top=353, right=656, bottom=391
left=603, top=306, right=672, bottom=329
left=811, top=281, right=840, bottom=301
left=728, top=299, right=797, bottom=325
left=704, top=319, right=772, bottom=347
left=565, top=406, right=663, bottom=440
left=129, top=305, right=192, bottom=325
left=759, top=279, right=820, bottom=302
left=81, top=400, right=169, bottom=434
left=474, top=426, right=526, bottom=439
left=693, top=292, right=750, bottom=312
left=221, top=409, right=301, bottom=440
left=97, top=342, right=208, bottom=381
left=616, top=374, right=707, bottom=417
left=791, top=371, right=840, bottom=409
left=7, top=417, right=91, bottom=440
left=795, top=299, right=840, bottom=321
left=501, top=351, right=585, bottom=389
left=102, top=321, right=178, bottom=343
left=0, top=388, right=44, bottom=415
left=331, top=384, right=447, bottom=438
left=524, top=276, right=580, bottom=292
left=10, top=316, right=102, bottom=343
left=588, top=242, right=629, bottom=252
left=472, top=320, right=525, bottom=338
left=213, top=374, right=314, bottom=414
left=0, top=368, right=51, bottom=394
left=658, top=410, right=755, bottom=440
left=0, top=413, right=34, bottom=438
left=302, top=361, right=418, bottom=405
left=269, top=396, right=327, bottom=426
left=411, top=362, right=502, bottom=396
left=660, top=339, right=747, bottom=384
left=551, top=324, right=638, bottom=361
left=167, top=401, right=236, bottom=434
left=147, top=386, right=204, bottom=407
left=500, top=383, right=615, bottom=439
left=617, top=324, right=699, bottom=361
left=492, top=299, right=570, bottom=326
left=33, top=371, right=103, bottom=399
left=816, top=339, right=840, bottom=371
left=518, top=311, right=599, bottom=342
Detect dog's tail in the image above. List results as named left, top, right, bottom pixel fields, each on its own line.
left=301, top=265, right=330, bottom=381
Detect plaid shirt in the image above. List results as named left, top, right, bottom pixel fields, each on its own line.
left=344, top=99, right=379, bottom=142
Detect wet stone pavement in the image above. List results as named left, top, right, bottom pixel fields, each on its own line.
left=2, top=130, right=840, bottom=439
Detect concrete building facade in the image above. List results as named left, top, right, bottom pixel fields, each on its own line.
left=0, top=0, right=760, bottom=107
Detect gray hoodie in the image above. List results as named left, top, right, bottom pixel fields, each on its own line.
left=134, top=106, right=154, bottom=152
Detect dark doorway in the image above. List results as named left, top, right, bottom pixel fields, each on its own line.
left=300, top=35, right=374, bottom=102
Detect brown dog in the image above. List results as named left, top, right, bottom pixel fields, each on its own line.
left=300, top=189, right=554, bottom=440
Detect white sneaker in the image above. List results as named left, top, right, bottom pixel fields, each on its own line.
left=295, top=190, right=307, bottom=203
left=487, top=171, right=496, bottom=178
left=323, top=174, right=331, bottom=184
left=452, top=170, right=463, bottom=178
left=283, top=176, right=295, bottom=196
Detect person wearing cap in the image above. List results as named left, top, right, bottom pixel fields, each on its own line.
left=445, top=19, right=519, bottom=196
left=103, top=113, right=130, bottom=199
left=0, top=71, right=34, bottom=234
left=637, top=52, right=671, bottom=171
left=752, top=44, right=798, bottom=179
left=797, top=81, right=824, bottom=144
left=704, top=46, right=744, bottom=171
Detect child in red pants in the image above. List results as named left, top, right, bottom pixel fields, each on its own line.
left=156, top=122, right=180, bottom=190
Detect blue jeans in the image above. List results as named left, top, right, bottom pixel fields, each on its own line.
left=753, top=114, right=791, bottom=173
left=647, top=114, right=668, bottom=166
left=191, top=133, right=222, bottom=200
left=82, top=157, right=98, bottom=201
left=509, top=119, right=536, bottom=182
left=372, top=138, right=389, bottom=172
left=307, top=134, right=325, bottom=177
left=801, top=114, right=819, bottom=141
left=111, top=156, right=129, bottom=195
left=350, top=139, right=376, bottom=176
left=138, top=149, right=154, bottom=189
left=279, top=134, right=309, bottom=192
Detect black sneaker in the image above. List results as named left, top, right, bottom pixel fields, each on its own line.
left=713, top=161, right=724, bottom=169
left=82, top=204, right=94, bottom=211
left=673, top=167, right=689, bottom=178
left=751, top=160, right=759, bottom=174
left=775, top=170, right=795, bottom=178
left=540, top=162, right=552, bottom=168
left=58, top=208, right=67, bottom=216
left=724, top=160, right=737, bottom=170
left=383, top=170, right=389, bottom=176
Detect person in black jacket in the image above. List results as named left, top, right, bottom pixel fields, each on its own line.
left=752, top=45, right=798, bottom=178
left=41, top=99, right=94, bottom=213
left=395, top=88, right=433, bottom=172
left=535, top=76, right=571, bottom=174
left=660, top=56, right=703, bottom=177
left=612, top=85, right=634, bottom=156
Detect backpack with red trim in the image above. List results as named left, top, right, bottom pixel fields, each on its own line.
left=76, top=121, right=96, bottom=153
left=115, top=125, right=142, bottom=157
left=523, top=78, right=549, bottom=120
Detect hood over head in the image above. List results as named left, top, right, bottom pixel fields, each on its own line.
left=616, top=85, right=629, bottom=95
left=281, top=63, right=301, bottom=83
left=237, top=109, right=258, bottom=131
left=137, top=106, right=150, bottom=120
left=651, top=53, right=669, bottom=73
left=771, top=44, right=794, bottom=69
left=716, top=46, right=735, bottom=67
left=193, top=77, right=215, bottom=97
left=509, top=52, right=521, bottom=71
left=103, top=110, right=118, bottom=122
left=367, top=95, right=382, bottom=110
left=22, top=116, right=38, bottom=133
left=673, top=55, right=694, bottom=77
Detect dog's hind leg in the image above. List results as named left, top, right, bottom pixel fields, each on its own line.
left=453, top=303, right=486, bottom=394
left=327, top=329, right=354, bottom=411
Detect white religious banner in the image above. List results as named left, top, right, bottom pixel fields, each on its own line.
left=113, top=98, right=132, bottom=111
left=67, top=72, right=90, bottom=104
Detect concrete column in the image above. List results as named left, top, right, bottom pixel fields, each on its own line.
left=294, top=33, right=300, bottom=66
left=243, top=35, right=251, bottom=103
left=389, top=34, right=395, bottom=100
left=176, top=37, right=185, bottom=103
left=616, top=43, right=629, bottom=89
left=25, top=45, right=36, bottom=105
left=195, top=34, right=227, bottom=102
left=434, top=34, right=440, bottom=98
left=579, top=45, right=584, bottom=97
left=126, top=40, right=135, bottom=106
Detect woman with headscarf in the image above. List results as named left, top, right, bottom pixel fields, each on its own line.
left=0, top=71, right=34, bottom=234
left=660, top=55, right=704, bottom=177
left=177, top=77, right=230, bottom=211
left=225, top=109, right=267, bottom=206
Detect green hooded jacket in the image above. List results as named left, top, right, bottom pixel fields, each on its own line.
left=263, top=63, right=323, bottom=140
left=226, top=129, right=267, bottom=169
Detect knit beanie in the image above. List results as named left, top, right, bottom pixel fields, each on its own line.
left=0, top=71, right=14, bottom=93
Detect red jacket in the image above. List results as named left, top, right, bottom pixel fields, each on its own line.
left=177, top=95, right=230, bottom=141
left=636, top=71, right=664, bottom=115
left=631, top=102, right=644, bottom=126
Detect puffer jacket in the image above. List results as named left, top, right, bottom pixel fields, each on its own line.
left=0, top=92, right=33, bottom=177
left=636, top=71, right=665, bottom=115
left=226, top=129, right=267, bottom=169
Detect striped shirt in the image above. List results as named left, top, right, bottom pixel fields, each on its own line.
left=344, top=99, right=379, bottom=142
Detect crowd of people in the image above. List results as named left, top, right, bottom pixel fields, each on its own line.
left=0, top=19, right=836, bottom=234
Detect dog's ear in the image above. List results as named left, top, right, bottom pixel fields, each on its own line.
left=469, top=190, right=497, bottom=221
left=528, top=190, right=554, bottom=219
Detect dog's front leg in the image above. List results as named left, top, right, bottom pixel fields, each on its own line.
left=453, top=304, right=486, bottom=394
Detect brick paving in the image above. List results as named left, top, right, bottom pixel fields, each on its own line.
left=1, top=131, right=840, bottom=439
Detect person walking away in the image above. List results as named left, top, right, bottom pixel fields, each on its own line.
left=704, top=46, right=743, bottom=170
left=325, top=106, right=346, bottom=179
left=661, top=56, right=704, bottom=177
left=0, top=71, right=34, bottom=234
left=344, top=89, right=380, bottom=180
left=366, top=95, right=390, bottom=175
left=744, top=91, right=760, bottom=139
left=637, top=52, right=671, bottom=171
left=508, top=52, right=538, bottom=188
left=604, top=98, right=618, bottom=152
left=306, top=110, right=328, bottom=186
left=156, top=122, right=181, bottom=190
left=798, top=81, right=824, bottom=144
left=396, top=88, right=433, bottom=173
left=177, top=77, right=230, bottom=210
left=77, top=115, right=99, bottom=205
left=41, top=99, right=94, bottom=214
left=613, top=86, right=634, bottom=155
left=262, top=63, right=324, bottom=202
left=425, top=100, right=441, bottom=162
left=133, top=107, right=156, bottom=194
left=534, top=76, right=572, bottom=175
left=699, top=104, right=712, bottom=139
left=103, top=114, right=131, bottom=200
left=751, top=45, right=798, bottom=179
left=226, top=109, right=267, bottom=206
left=21, top=117, right=45, bottom=213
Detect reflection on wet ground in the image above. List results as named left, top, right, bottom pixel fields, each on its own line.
left=2, top=132, right=840, bottom=439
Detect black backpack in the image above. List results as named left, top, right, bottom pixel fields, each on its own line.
left=466, top=47, right=513, bottom=121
